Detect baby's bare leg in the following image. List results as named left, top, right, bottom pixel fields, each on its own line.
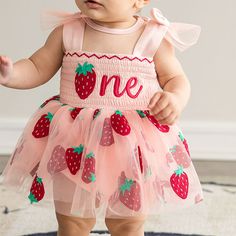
left=55, top=211, right=96, bottom=236
left=105, top=215, right=147, bottom=236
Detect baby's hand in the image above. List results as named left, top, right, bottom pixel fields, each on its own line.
left=148, top=91, right=182, bottom=125
left=0, top=55, right=13, bottom=85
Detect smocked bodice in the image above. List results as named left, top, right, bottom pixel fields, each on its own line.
left=58, top=15, right=170, bottom=110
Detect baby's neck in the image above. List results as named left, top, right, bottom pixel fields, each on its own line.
left=88, top=16, right=138, bottom=29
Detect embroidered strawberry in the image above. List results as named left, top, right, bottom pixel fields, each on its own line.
left=118, top=171, right=141, bottom=211
left=28, top=174, right=45, bottom=203
left=143, top=110, right=170, bottom=133
left=30, top=162, right=40, bottom=177
left=100, top=118, right=114, bottom=146
left=65, top=144, right=84, bottom=175
left=170, top=165, right=189, bottom=199
left=136, top=110, right=147, bottom=118
left=169, top=144, right=191, bottom=168
left=40, top=95, right=60, bottom=108
left=178, top=131, right=190, bottom=156
left=69, top=107, right=84, bottom=120
left=75, top=61, right=96, bottom=99
left=93, top=108, right=101, bottom=120
left=32, top=112, right=54, bottom=138
left=81, top=151, right=96, bottom=184
left=110, top=110, right=131, bottom=136
left=47, top=145, right=67, bottom=175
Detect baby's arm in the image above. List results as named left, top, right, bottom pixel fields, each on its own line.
left=148, top=38, right=191, bottom=125
left=0, top=25, right=64, bottom=89
left=153, top=38, right=191, bottom=110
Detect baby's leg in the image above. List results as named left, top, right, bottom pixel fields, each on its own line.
left=54, top=201, right=96, bottom=236
left=55, top=211, right=96, bottom=236
left=105, top=215, right=147, bottom=236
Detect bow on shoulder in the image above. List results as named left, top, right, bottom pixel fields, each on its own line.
left=149, top=8, right=201, bottom=52
left=40, top=7, right=201, bottom=52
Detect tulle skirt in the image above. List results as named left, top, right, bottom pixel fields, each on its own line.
left=1, top=94, right=204, bottom=219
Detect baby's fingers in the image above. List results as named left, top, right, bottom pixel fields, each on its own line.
left=0, top=55, right=10, bottom=65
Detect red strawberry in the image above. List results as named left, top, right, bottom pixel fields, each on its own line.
left=40, top=95, right=60, bottom=108
left=100, top=118, right=114, bottom=146
left=75, top=62, right=96, bottom=99
left=93, top=108, right=101, bottom=120
left=47, top=145, right=67, bottom=175
left=28, top=174, right=45, bottom=203
left=118, top=171, right=141, bottom=211
left=143, top=110, right=169, bottom=132
left=81, top=151, right=96, bottom=183
left=32, top=112, right=54, bottom=138
left=170, top=165, right=189, bottom=199
left=30, top=162, right=40, bottom=177
left=169, top=144, right=191, bottom=168
left=178, top=131, right=190, bottom=156
left=65, top=144, right=84, bottom=175
left=136, top=110, right=147, bottom=118
left=69, top=107, right=84, bottom=120
left=110, top=110, right=131, bottom=136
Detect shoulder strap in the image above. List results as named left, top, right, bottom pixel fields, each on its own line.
left=63, top=18, right=85, bottom=52
left=133, top=19, right=169, bottom=58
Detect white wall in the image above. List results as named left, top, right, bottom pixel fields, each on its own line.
left=0, top=0, right=236, bottom=159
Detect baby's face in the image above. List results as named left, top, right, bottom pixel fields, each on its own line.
left=75, top=0, right=142, bottom=21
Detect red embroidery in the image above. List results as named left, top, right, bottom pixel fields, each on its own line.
left=64, top=52, right=154, bottom=64
left=100, top=75, right=143, bottom=98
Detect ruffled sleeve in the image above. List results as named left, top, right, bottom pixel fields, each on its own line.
left=150, top=8, right=201, bottom=52
left=40, top=9, right=86, bottom=31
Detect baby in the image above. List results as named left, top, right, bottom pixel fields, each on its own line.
left=0, top=1, right=203, bottom=236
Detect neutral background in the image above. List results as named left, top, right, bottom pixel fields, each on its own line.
left=0, top=0, right=236, bottom=159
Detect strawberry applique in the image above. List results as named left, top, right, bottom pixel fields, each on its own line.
left=81, top=151, right=96, bottom=183
left=170, top=165, right=189, bottom=199
left=169, top=145, right=191, bottom=168
left=32, top=112, right=54, bottom=138
left=93, top=108, right=101, bottom=120
left=178, top=131, right=190, bottom=156
left=69, top=107, right=84, bottom=120
left=47, top=145, right=67, bottom=175
left=110, top=110, right=131, bottom=136
left=40, top=95, right=60, bottom=108
left=136, top=110, right=170, bottom=133
left=65, top=144, right=84, bottom=175
left=118, top=171, right=141, bottom=211
left=28, top=174, right=45, bottom=203
left=144, top=110, right=170, bottom=133
left=100, top=118, right=114, bottom=146
left=75, top=62, right=96, bottom=99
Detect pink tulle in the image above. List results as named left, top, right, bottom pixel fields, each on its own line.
left=40, top=7, right=201, bottom=52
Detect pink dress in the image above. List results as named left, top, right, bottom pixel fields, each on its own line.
left=1, top=8, right=204, bottom=219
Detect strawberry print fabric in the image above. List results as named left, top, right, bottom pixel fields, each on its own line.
left=1, top=11, right=204, bottom=219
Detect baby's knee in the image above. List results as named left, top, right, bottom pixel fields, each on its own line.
left=105, top=215, right=147, bottom=234
left=56, top=211, right=96, bottom=235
